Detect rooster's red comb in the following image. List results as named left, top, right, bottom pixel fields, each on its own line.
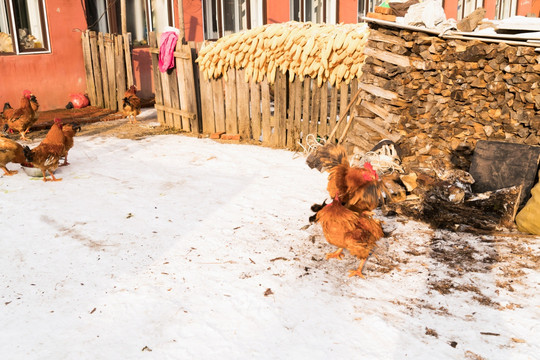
left=364, top=162, right=374, bottom=171
left=23, top=90, right=32, bottom=98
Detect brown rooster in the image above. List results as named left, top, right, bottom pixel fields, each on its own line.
left=3, top=90, right=38, bottom=140
left=0, top=137, right=26, bottom=176
left=307, top=143, right=388, bottom=221
left=315, top=195, right=384, bottom=278
left=23, top=118, right=66, bottom=182
left=122, top=85, right=141, bottom=124
left=60, top=123, right=81, bottom=166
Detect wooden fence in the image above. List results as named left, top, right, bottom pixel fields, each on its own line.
left=149, top=36, right=363, bottom=150
left=148, top=32, right=199, bottom=132
left=198, top=68, right=361, bottom=150
left=81, top=31, right=134, bottom=111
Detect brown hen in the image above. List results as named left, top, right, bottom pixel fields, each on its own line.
left=3, top=90, right=38, bottom=140
left=60, top=123, right=81, bottom=166
left=122, top=85, right=141, bottom=123
left=315, top=195, right=384, bottom=278
left=0, top=137, right=26, bottom=176
left=23, top=118, right=65, bottom=181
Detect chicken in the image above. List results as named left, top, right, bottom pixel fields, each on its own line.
left=315, top=195, right=384, bottom=278
left=23, top=118, right=65, bottom=182
left=122, top=85, right=141, bottom=123
left=3, top=90, right=38, bottom=140
left=60, top=123, right=81, bottom=166
left=307, top=143, right=388, bottom=220
left=0, top=137, right=26, bottom=176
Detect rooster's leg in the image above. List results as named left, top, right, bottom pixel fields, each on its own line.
left=61, top=156, right=69, bottom=166
left=348, top=258, right=367, bottom=278
left=325, top=248, right=344, bottom=260
left=19, top=132, right=29, bottom=141
left=1, top=167, right=18, bottom=176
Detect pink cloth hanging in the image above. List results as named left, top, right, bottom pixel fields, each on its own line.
left=159, top=30, right=179, bottom=73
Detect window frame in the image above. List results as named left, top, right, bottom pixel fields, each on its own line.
left=85, top=0, right=174, bottom=47
left=290, top=0, right=338, bottom=24
left=202, top=0, right=266, bottom=41
left=0, top=0, right=51, bottom=56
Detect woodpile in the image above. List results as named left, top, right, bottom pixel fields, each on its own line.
left=347, top=22, right=540, bottom=174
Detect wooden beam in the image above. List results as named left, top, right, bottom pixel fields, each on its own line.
left=154, top=104, right=196, bottom=119
left=120, top=0, right=127, bottom=34
left=359, top=99, right=401, bottom=124
left=357, top=82, right=398, bottom=101
left=363, top=47, right=411, bottom=68
left=354, top=116, right=401, bottom=142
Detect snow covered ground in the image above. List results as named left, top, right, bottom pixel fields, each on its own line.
left=1, top=116, right=539, bottom=359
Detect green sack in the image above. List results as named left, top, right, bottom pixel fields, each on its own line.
left=516, top=171, right=540, bottom=235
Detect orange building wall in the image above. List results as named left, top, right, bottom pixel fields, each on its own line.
left=267, top=1, right=289, bottom=23
left=339, top=0, right=358, bottom=23
left=181, top=0, right=204, bottom=42
left=0, top=0, right=88, bottom=111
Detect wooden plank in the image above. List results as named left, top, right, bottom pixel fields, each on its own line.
left=97, top=32, right=110, bottom=109
left=301, top=77, right=311, bottom=144
left=88, top=31, right=104, bottom=108
left=149, top=32, right=166, bottom=125
left=81, top=32, right=97, bottom=107
left=176, top=43, right=198, bottom=132
left=114, top=35, right=127, bottom=111
left=123, top=33, right=134, bottom=87
left=328, top=85, right=338, bottom=140
left=167, top=64, right=183, bottom=129
left=292, top=78, right=303, bottom=150
left=286, top=75, right=296, bottom=148
left=261, top=78, right=272, bottom=145
left=190, top=42, right=203, bottom=134
left=368, top=28, right=407, bottom=46
left=359, top=99, right=401, bottom=124
left=250, top=80, right=262, bottom=142
left=336, top=82, right=349, bottom=142
left=363, top=47, right=411, bottom=68
left=198, top=75, right=216, bottom=134
left=275, top=71, right=287, bottom=147
left=236, top=69, right=251, bottom=140
left=154, top=104, right=196, bottom=119
left=224, top=68, right=238, bottom=134
left=354, top=116, right=401, bottom=142
left=310, top=82, right=320, bottom=138
left=319, top=82, right=328, bottom=140
left=357, top=82, right=398, bottom=100
left=212, top=78, right=226, bottom=133
left=104, top=33, right=117, bottom=111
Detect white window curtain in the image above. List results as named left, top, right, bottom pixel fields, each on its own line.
left=0, top=0, right=9, bottom=32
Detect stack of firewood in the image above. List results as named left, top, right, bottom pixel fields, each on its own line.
left=348, top=24, right=540, bottom=171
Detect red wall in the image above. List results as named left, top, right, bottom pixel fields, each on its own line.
left=0, top=0, right=87, bottom=111
left=181, top=0, right=204, bottom=42
left=266, top=1, right=289, bottom=23
left=339, top=0, right=358, bottom=23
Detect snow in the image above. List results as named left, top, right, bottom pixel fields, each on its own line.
left=1, top=116, right=539, bottom=359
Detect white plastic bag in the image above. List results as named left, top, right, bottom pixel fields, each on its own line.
left=403, top=0, right=446, bottom=29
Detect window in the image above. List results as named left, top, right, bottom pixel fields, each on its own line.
left=85, top=0, right=173, bottom=46
left=202, top=0, right=264, bottom=40
left=290, top=0, right=337, bottom=24
left=0, top=0, right=50, bottom=55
